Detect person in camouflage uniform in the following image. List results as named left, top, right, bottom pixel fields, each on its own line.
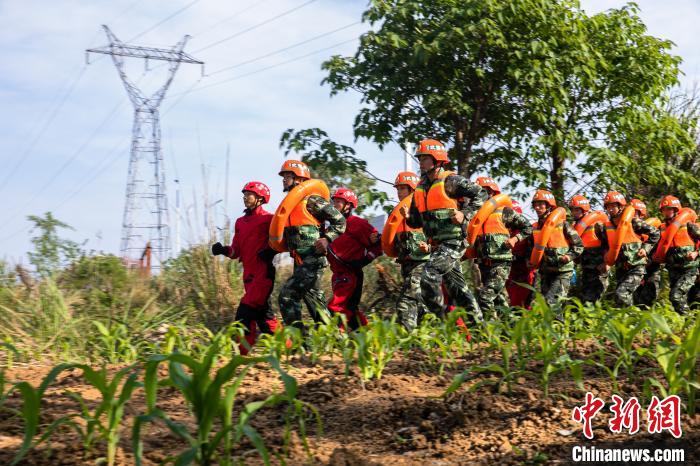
left=405, top=139, right=487, bottom=324
left=594, top=192, right=660, bottom=307
left=656, top=195, right=700, bottom=314
left=275, top=160, right=346, bottom=332
left=527, top=190, right=583, bottom=307
left=630, top=199, right=662, bottom=307
left=569, top=195, right=607, bottom=303
left=472, top=177, right=532, bottom=318
left=390, top=171, right=430, bottom=330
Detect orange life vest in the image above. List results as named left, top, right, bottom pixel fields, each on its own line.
left=574, top=211, right=605, bottom=249
left=532, top=220, right=569, bottom=249
left=659, top=221, right=695, bottom=248
left=604, top=219, right=641, bottom=246
left=413, top=170, right=459, bottom=213
left=482, top=208, right=510, bottom=236
left=286, top=198, right=320, bottom=228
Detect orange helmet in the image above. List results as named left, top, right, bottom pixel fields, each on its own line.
left=475, top=176, right=501, bottom=194
left=279, top=159, right=311, bottom=179
left=603, top=191, right=626, bottom=206
left=568, top=194, right=591, bottom=212
left=630, top=198, right=647, bottom=217
left=393, top=171, right=420, bottom=190
left=659, top=195, right=681, bottom=210
left=532, top=189, right=557, bottom=208
left=416, top=138, right=449, bottom=164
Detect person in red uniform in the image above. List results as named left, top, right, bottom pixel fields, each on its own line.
left=327, top=188, right=383, bottom=330
left=211, top=181, right=282, bottom=354
left=506, top=199, right=536, bottom=308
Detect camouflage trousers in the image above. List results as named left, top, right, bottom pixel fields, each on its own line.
left=395, top=260, right=426, bottom=331
left=477, top=261, right=511, bottom=318
left=278, top=254, right=330, bottom=330
left=578, top=267, right=608, bottom=303
left=613, top=265, right=646, bottom=307
left=668, top=267, right=699, bottom=314
left=633, top=263, right=662, bottom=307
left=539, top=270, right=573, bottom=307
left=420, top=241, right=482, bottom=323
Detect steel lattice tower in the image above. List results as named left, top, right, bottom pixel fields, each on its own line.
left=86, top=25, right=203, bottom=268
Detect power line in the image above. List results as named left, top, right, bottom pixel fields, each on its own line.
left=192, top=0, right=319, bottom=53
left=165, top=36, right=358, bottom=109
left=0, top=65, right=88, bottom=195
left=127, top=0, right=203, bottom=42
left=208, top=20, right=361, bottom=75
left=191, top=0, right=270, bottom=38
left=0, top=98, right=128, bottom=231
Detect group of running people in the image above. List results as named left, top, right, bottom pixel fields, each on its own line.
left=211, top=139, right=699, bottom=353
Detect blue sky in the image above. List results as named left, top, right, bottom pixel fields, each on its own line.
left=1, top=0, right=699, bottom=267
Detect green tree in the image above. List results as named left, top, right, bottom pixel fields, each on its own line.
left=27, top=212, right=82, bottom=277
left=322, top=0, right=684, bottom=200
left=279, top=128, right=391, bottom=214
left=587, top=89, right=700, bottom=209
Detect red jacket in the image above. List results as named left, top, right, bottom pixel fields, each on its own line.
left=328, top=214, right=382, bottom=274
left=224, top=206, right=275, bottom=308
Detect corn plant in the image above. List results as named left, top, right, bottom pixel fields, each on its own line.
left=134, top=337, right=316, bottom=465
left=7, top=363, right=78, bottom=465
left=352, top=316, right=399, bottom=381
left=91, top=321, right=141, bottom=363
left=645, top=316, right=700, bottom=415
left=257, top=326, right=303, bottom=364
left=63, top=364, right=141, bottom=466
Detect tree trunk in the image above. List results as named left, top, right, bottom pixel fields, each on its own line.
left=454, top=120, right=472, bottom=177
left=550, top=142, right=565, bottom=201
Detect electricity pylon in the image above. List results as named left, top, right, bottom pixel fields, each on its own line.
left=86, top=25, right=203, bottom=269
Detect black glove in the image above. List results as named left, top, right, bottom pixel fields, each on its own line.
left=211, top=242, right=226, bottom=256
left=257, top=247, right=278, bottom=263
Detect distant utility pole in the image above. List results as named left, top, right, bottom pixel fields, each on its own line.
left=86, top=25, right=203, bottom=269
left=404, top=141, right=414, bottom=172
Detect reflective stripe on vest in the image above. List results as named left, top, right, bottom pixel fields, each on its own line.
left=660, top=221, right=695, bottom=248
left=604, top=220, right=641, bottom=246
left=482, top=208, right=510, bottom=236
left=414, top=170, right=459, bottom=213
left=287, top=198, right=320, bottom=228
left=532, top=220, right=569, bottom=250
left=575, top=212, right=602, bottom=248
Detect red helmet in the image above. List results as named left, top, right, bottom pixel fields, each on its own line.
left=511, top=199, right=523, bottom=214
left=659, top=195, right=681, bottom=210
left=475, top=176, right=501, bottom=194
left=416, top=139, right=449, bottom=164
left=279, top=159, right=310, bottom=179
left=332, top=187, right=358, bottom=209
left=242, top=181, right=270, bottom=204
left=532, top=189, right=557, bottom=208
left=603, top=191, right=626, bottom=206
left=393, top=171, right=420, bottom=190
left=568, top=194, right=591, bottom=212
left=630, top=198, right=647, bottom=217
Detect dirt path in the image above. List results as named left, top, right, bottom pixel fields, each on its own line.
left=0, top=348, right=697, bottom=465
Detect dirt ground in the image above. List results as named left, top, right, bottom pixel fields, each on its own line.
left=0, top=346, right=697, bottom=465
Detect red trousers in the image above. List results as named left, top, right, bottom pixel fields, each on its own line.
left=507, top=259, right=535, bottom=308
left=235, top=303, right=282, bottom=355
left=328, top=270, right=368, bottom=330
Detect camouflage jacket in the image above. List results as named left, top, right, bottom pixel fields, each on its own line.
left=284, top=194, right=346, bottom=257
left=594, top=217, right=660, bottom=268
left=663, top=220, right=700, bottom=269
left=396, top=230, right=430, bottom=263
left=527, top=219, right=583, bottom=272
left=406, top=171, right=488, bottom=244
left=475, top=207, right=533, bottom=262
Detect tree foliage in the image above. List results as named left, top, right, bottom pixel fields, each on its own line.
left=279, top=128, right=390, bottom=214
left=27, top=212, right=82, bottom=277
left=322, top=0, right=687, bottom=201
